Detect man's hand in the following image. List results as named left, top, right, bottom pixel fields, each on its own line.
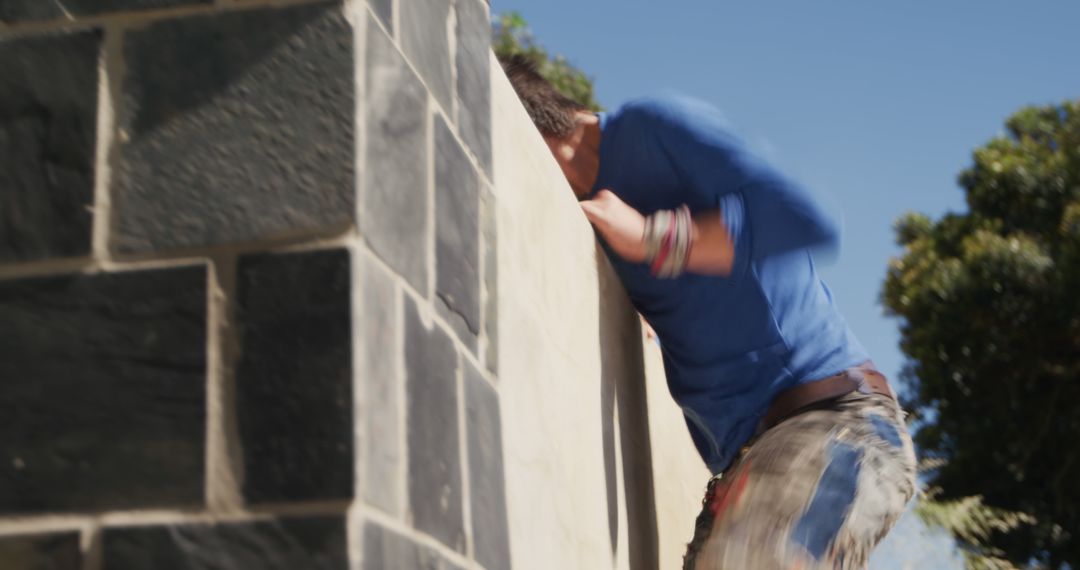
left=580, top=190, right=647, bottom=263
left=581, top=190, right=734, bottom=276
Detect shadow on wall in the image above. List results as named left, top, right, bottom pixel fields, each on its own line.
left=597, top=243, right=660, bottom=570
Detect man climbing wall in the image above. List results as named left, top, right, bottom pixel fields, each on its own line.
left=500, top=54, right=916, bottom=570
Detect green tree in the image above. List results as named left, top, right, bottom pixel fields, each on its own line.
left=915, top=482, right=1034, bottom=570
left=884, top=100, right=1080, bottom=567
left=492, top=11, right=602, bottom=111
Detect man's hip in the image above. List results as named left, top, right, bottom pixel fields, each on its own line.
left=683, top=384, right=916, bottom=569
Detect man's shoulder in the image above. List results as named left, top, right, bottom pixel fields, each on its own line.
left=613, top=93, right=730, bottom=128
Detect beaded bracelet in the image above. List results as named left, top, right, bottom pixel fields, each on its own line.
left=643, top=205, right=693, bottom=278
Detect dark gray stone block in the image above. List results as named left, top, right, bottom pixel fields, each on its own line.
left=0, top=531, right=81, bottom=570
left=481, top=188, right=498, bottom=374
left=362, top=521, right=464, bottom=570
left=364, top=18, right=429, bottom=293
left=102, top=515, right=347, bottom=570
left=0, top=265, right=207, bottom=513
left=404, top=297, right=465, bottom=553
left=454, top=0, right=492, bottom=176
left=369, top=0, right=392, bottom=32
left=464, top=362, right=510, bottom=570
left=435, top=296, right=477, bottom=355
left=112, top=3, right=355, bottom=254
left=434, top=116, right=480, bottom=343
left=400, top=0, right=452, bottom=112
left=236, top=248, right=353, bottom=503
left=0, top=0, right=210, bottom=22
left=359, top=256, right=402, bottom=515
left=0, top=31, right=99, bottom=263
left=434, top=297, right=477, bottom=356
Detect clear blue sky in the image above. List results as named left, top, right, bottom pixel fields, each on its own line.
left=491, top=1, right=1080, bottom=567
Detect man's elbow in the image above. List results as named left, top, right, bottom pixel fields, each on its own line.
left=808, top=214, right=842, bottom=261
left=820, top=216, right=842, bottom=249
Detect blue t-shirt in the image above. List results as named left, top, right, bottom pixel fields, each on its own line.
left=592, top=95, right=869, bottom=473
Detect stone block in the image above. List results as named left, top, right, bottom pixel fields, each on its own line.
left=0, top=265, right=207, bottom=513
left=400, top=0, right=452, bottom=111
left=404, top=297, right=465, bottom=552
left=364, top=18, right=429, bottom=292
left=0, top=531, right=81, bottom=570
left=454, top=0, right=492, bottom=176
left=236, top=248, right=353, bottom=503
left=362, top=521, right=464, bottom=570
left=0, top=0, right=210, bottom=23
left=359, top=256, right=403, bottom=516
left=369, top=0, right=392, bottom=31
left=481, top=188, right=498, bottom=374
left=0, top=30, right=99, bottom=262
left=112, top=3, right=355, bottom=253
left=435, top=297, right=477, bottom=355
left=464, top=362, right=510, bottom=570
left=102, top=515, right=346, bottom=570
left=434, top=116, right=480, bottom=343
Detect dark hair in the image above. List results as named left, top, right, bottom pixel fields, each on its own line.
left=498, top=54, right=587, bottom=140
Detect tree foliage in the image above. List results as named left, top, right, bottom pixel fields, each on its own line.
left=884, top=100, right=1080, bottom=567
left=491, top=11, right=602, bottom=111
left=916, top=486, right=1034, bottom=570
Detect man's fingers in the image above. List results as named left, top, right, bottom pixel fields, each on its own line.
left=582, top=189, right=625, bottom=229
left=580, top=200, right=604, bottom=224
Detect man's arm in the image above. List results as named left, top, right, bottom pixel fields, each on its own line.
left=580, top=190, right=734, bottom=276
left=582, top=96, right=839, bottom=276
left=651, top=96, right=840, bottom=261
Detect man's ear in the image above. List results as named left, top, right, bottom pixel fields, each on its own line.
left=542, top=136, right=558, bottom=154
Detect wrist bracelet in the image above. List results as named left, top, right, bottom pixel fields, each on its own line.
left=643, top=205, right=692, bottom=278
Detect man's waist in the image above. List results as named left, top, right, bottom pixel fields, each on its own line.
left=757, top=361, right=894, bottom=434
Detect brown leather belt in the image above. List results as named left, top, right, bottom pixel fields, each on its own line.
left=758, top=363, right=895, bottom=434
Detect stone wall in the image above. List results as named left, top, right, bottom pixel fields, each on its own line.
left=0, top=1, right=706, bottom=568
left=489, top=52, right=709, bottom=570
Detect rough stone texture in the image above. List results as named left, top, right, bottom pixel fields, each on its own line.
left=369, top=0, right=392, bottom=32
left=0, top=0, right=210, bottom=22
left=454, top=0, right=492, bottom=176
left=112, top=3, right=354, bottom=254
left=0, top=531, right=81, bottom=570
left=362, top=522, right=464, bottom=570
left=102, top=515, right=347, bottom=570
left=364, top=18, right=429, bottom=293
left=435, top=116, right=480, bottom=344
left=359, top=256, right=403, bottom=516
left=481, top=187, right=498, bottom=373
left=0, top=31, right=99, bottom=263
left=404, top=297, right=465, bottom=553
left=399, top=0, right=452, bottom=112
left=0, top=266, right=207, bottom=513
left=236, top=249, right=353, bottom=503
left=464, top=362, right=511, bottom=570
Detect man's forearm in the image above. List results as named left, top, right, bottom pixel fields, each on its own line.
left=686, top=210, right=734, bottom=276
left=580, top=191, right=734, bottom=277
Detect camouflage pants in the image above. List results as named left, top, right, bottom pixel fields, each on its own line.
left=683, top=391, right=917, bottom=570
